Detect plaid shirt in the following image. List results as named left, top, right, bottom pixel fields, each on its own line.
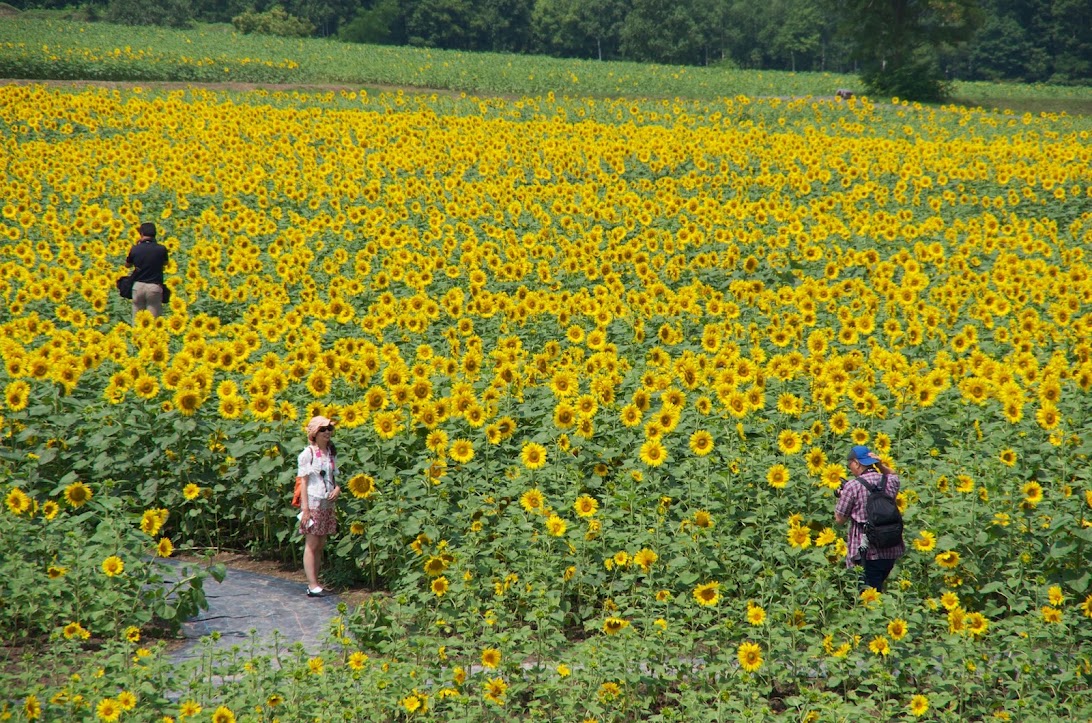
left=835, top=471, right=905, bottom=568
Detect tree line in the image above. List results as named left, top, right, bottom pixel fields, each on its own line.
left=12, top=0, right=1092, bottom=98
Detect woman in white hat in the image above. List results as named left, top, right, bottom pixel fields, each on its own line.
left=298, top=416, right=341, bottom=597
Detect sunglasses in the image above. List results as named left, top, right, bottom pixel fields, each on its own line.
left=318, top=425, right=335, bottom=433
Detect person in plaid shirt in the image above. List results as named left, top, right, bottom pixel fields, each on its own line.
left=835, top=445, right=905, bottom=591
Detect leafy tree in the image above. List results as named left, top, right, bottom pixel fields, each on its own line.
left=531, top=0, right=627, bottom=60
left=339, top=0, right=403, bottom=44
left=619, top=0, right=726, bottom=65
left=405, top=0, right=473, bottom=49
left=1047, top=0, right=1091, bottom=81
left=770, top=0, right=822, bottom=71
left=967, top=14, right=1039, bottom=79
left=468, top=0, right=534, bottom=52
left=105, top=0, right=193, bottom=27
left=831, top=0, right=982, bottom=100
left=233, top=5, right=314, bottom=36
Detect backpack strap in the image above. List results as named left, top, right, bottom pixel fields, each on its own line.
left=856, top=473, right=889, bottom=495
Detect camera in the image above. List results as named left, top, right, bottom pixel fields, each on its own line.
left=851, top=542, right=868, bottom=564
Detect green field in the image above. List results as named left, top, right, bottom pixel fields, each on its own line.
left=2, top=16, right=1092, bottom=113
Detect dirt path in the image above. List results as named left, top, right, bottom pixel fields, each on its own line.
left=166, top=554, right=375, bottom=662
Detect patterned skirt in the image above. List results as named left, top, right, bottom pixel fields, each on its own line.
left=299, top=497, right=337, bottom=537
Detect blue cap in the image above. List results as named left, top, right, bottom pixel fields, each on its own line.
left=850, top=445, right=881, bottom=466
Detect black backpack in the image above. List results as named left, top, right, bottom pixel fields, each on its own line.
left=857, top=474, right=904, bottom=549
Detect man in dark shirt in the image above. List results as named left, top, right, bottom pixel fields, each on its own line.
left=125, top=221, right=168, bottom=320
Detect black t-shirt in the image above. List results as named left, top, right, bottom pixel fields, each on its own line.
left=126, top=241, right=168, bottom=284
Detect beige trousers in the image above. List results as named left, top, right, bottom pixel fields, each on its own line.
left=132, top=281, right=163, bottom=320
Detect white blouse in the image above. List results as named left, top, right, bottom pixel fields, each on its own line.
left=297, top=445, right=336, bottom=500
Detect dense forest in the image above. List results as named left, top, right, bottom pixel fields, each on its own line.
left=9, top=0, right=1091, bottom=95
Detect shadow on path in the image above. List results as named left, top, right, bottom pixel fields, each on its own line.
left=167, top=563, right=339, bottom=662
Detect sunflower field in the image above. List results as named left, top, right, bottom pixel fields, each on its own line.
left=2, top=82, right=1092, bottom=720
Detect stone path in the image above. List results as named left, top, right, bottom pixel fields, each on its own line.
left=168, top=563, right=340, bottom=662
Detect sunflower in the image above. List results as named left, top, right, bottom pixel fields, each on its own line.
left=603, top=616, right=629, bottom=635
left=573, top=495, right=598, bottom=517
left=745, top=603, right=766, bottom=626
left=182, top=483, right=201, bottom=501
left=737, top=641, right=763, bottom=672
left=348, top=651, right=368, bottom=671
left=935, top=550, right=960, bottom=569
left=63, top=621, right=90, bottom=640
left=64, top=481, right=92, bottom=508
left=347, top=473, right=377, bottom=499
left=133, top=375, right=159, bottom=400
left=5, top=487, right=31, bottom=515
left=545, top=514, right=567, bottom=537
left=1040, top=606, right=1062, bottom=624
left=423, top=554, right=450, bottom=576
left=37, top=498, right=58, bottom=521
left=480, top=647, right=501, bottom=668
left=887, top=618, right=908, bottom=640
left=777, top=429, right=802, bottom=455
left=140, top=508, right=168, bottom=536
left=173, top=389, right=201, bottom=416
left=639, top=438, right=667, bottom=467
left=829, top=413, right=849, bottom=434
left=909, top=694, right=929, bottom=717
left=210, top=706, right=236, bottom=723
left=450, top=438, right=474, bottom=464
left=693, top=509, right=714, bottom=528
left=483, top=677, right=508, bottom=706
left=156, top=538, right=174, bottom=557
left=633, top=547, right=658, bottom=572
left=425, top=429, right=448, bottom=454
left=553, top=402, right=576, bottom=429
left=249, top=394, right=275, bottom=420
left=693, top=581, right=720, bottom=607
left=24, top=694, right=41, bottom=721
left=431, top=576, right=449, bottom=597
left=999, top=448, right=1017, bottom=466
left=1022, top=481, right=1043, bottom=507
left=688, top=429, right=714, bottom=456
left=597, top=681, right=622, bottom=702
left=913, top=530, right=936, bottom=551
left=788, top=526, right=811, bottom=549
left=101, top=555, right=124, bottom=577
left=116, top=691, right=136, bottom=711
left=212, top=392, right=244, bottom=420
left=177, top=703, right=204, bottom=720
left=520, top=488, right=545, bottom=513
left=766, top=464, right=789, bottom=489
left=868, top=635, right=890, bottom=656
left=96, top=698, right=122, bottom=723
left=4, top=380, right=30, bottom=411
left=520, top=442, right=547, bottom=469
left=966, top=612, right=989, bottom=637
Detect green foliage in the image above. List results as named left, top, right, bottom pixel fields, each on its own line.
left=862, top=50, right=952, bottom=103
left=338, top=0, right=400, bottom=45
left=0, top=477, right=217, bottom=644
left=105, top=0, right=194, bottom=28
left=232, top=5, right=314, bottom=38
left=831, top=0, right=982, bottom=101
